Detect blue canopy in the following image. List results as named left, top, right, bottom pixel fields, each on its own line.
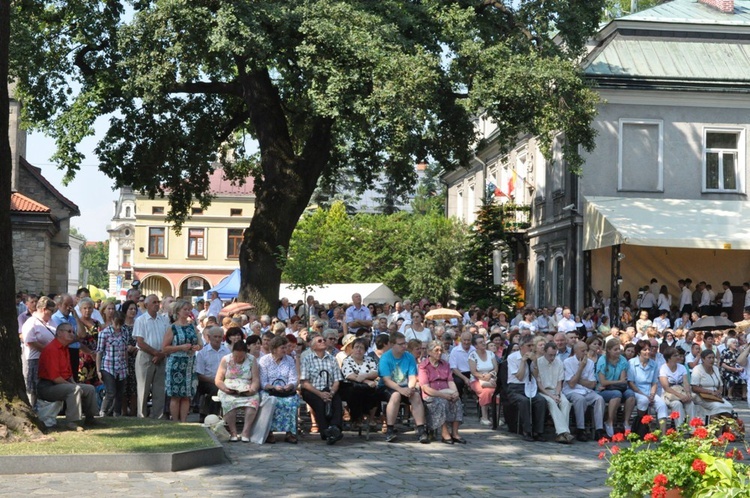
left=205, top=268, right=241, bottom=299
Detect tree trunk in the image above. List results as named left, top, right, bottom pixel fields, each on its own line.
left=0, top=0, right=44, bottom=437
left=237, top=68, right=332, bottom=314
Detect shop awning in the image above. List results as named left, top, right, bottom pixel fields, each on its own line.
left=583, top=196, right=750, bottom=251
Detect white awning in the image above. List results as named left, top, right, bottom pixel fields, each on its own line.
left=583, top=196, right=750, bottom=251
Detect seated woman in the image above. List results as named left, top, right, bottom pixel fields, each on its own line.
left=259, top=336, right=300, bottom=444
left=628, top=340, right=668, bottom=433
left=215, top=341, right=260, bottom=442
left=340, top=338, right=380, bottom=430
left=596, top=339, right=636, bottom=435
left=246, top=335, right=261, bottom=359
left=418, top=340, right=464, bottom=444
left=691, top=349, right=734, bottom=419
left=658, top=346, right=694, bottom=427
left=720, top=338, right=747, bottom=400
left=224, top=327, right=245, bottom=350
left=468, top=335, right=498, bottom=426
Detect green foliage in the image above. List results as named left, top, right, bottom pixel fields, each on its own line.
left=454, top=196, right=518, bottom=311
left=10, top=0, right=604, bottom=227
left=80, top=240, right=109, bottom=289
left=282, top=201, right=466, bottom=302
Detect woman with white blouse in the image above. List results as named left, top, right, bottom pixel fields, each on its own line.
left=468, top=335, right=498, bottom=426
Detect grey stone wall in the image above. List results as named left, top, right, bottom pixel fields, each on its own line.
left=13, top=226, right=51, bottom=293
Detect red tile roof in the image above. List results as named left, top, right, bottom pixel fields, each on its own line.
left=11, top=192, right=51, bottom=213
left=20, top=157, right=81, bottom=215
left=208, top=167, right=255, bottom=195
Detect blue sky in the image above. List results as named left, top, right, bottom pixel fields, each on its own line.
left=26, top=130, right=118, bottom=242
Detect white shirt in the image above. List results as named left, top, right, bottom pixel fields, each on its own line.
left=745, top=289, right=750, bottom=307
left=557, top=317, right=577, bottom=333
left=537, top=355, right=564, bottom=392
left=277, top=305, right=296, bottom=322
left=195, top=343, right=231, bottom=378
left=208, top=298, right=223, bottom=318
left=679, top=287, right=691, bottom=308
left=657, top=293, right=671, bottom=311
left=562, top=355, right=596, bottom=396
left=22, top=315, right=56, bottom=361
left=721, top=288, right=733, bottom=307
left=700, top=289, right=710, bottom=307
left=133, top=312, right=170, bottom=351
left=448, top=345, right=475, bottom=373
left=640, top=291, right=656, bottom=309
left=506, top=351, right=538, bottom=397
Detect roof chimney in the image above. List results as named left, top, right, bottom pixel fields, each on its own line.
left=698, top=0, right=735, bottom=13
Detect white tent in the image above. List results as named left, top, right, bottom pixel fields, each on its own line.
left=279, top=283, right=401, bottom=306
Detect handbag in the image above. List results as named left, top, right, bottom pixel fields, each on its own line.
left=268, top=378, right=297, bottom=398
left=608, top=382, right=628, bottom=393
left=697, top=391, right=725, bottom=403
left=663, top=384, right=687, bottom=403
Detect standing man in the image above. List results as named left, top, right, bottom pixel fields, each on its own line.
left=721, top=281, right=734, bottom=317
left=378, top=332, right=429, bottom=444
left=277, top=297, right=296, bottom=323
left=343, top=293, right=372, bottom=336
left=207, top=291, right=223, bottom=319
left=195, top=326, right=230, bottom=422
left=133, top=294, right=169, bottom=418
left=37, top=323, right=100, bottom=430
left=678, top=279, right=692, bottom=315
left=698, top=282, right=711, bottom=316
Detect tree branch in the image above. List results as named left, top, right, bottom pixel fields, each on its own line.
left=167, top=81, right=242, bottom=96
left=215, top=109, right=250, bottom=144
left=475, top=0, right=543, bottom=48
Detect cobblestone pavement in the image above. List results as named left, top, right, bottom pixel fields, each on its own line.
left=3, top=401, right=749, bottom=498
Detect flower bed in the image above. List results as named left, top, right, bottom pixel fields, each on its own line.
left=601, top=412, right=750, bottom=497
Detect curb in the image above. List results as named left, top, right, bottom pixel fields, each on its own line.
left=0, top=427, right=227, bottom=474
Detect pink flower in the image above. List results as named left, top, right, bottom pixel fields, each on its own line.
left=598, top=451, right=606, bottom=460
left=598, top=437, right=610, bottom=446
left=611, top=445, right=621, bottom=454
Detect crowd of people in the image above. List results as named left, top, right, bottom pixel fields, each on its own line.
left=16, top=279, right=750, bottom=446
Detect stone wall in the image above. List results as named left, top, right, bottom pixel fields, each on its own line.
left=13, top=226, right=51, bottom=293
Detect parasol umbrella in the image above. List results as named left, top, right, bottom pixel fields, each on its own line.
left=691, top=315, right=735, bottom=331
left=425, top=308, right=462, bottom=321
left=221, top=301, right=254, bottom=315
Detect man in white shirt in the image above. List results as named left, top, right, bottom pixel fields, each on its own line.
left=678, top=279, right=692, bottom=315
left=721, top=281, right=734, bottom=316
left=652, top=309, right=671, bottom=334
left=698, top=281, right=711, bottom=316
left=556, top=307, right=577, bottom=334
left=744, top=283, right=750, bottom=308
left=449, top=331, right=475, bottom=396
left=638, top=286, right=656, bottom=318
left=207, top=291, right=223, bottom=319
left=343, top=293, right=372, bottom=336
left=563, top=341, right=605, bottom=442
left=195, top=326, right=230, bottom=422
left=537, top=341, right=573, bottom=444
left=133, top=294, right=170, bottom=418
left=277, top=297, right=296, bottom=323
left=506, top=335, right=547, bottom=441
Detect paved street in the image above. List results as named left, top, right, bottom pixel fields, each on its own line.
left=3, top=401, right=749, bottom=498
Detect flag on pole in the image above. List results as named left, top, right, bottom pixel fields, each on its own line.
left=507, top=170, right=516, bottom=198
left=486, top=181, right=503, bottom=198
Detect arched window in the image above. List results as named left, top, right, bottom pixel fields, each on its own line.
left=553, top=255, right=565, bottom=306
left=536, top=259, right=546, bottom=308
left=125, top=206, right=131, bottom=217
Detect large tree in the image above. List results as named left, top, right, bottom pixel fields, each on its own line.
left=1, top=0, right=42, bottom=436
left=10, top=0, right=603, bottom=314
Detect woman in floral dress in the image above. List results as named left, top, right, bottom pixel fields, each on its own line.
left=259, top=335, right=300, bottom=443
left=120, top=300, right=138, bottom=416
left=76, top=297, right=101, bottom=385
left=162, top=299, right=202, bottom=422
left=216, top=341, right=260, bottom=442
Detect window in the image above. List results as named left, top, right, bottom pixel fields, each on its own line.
left=122, top=249, right=131, bottom=268
left=536, top=259, right=546, bottom=308
left=467, top=183, right=476, bottom=224
left=227, top=229, right=243, bottom=258
left=554, top=255, right=564, bottom=306
left=125, top=206, right=131, bottom=217
left=188, top=228, right=205, bottom=258
left=230, top=208, right=243, bottom=216
left=618, top=119, right=663, bottom=192
left=456, top=189, right=464, bottom=221
left=152, top=206, right=164, bottom=215
left=148, top=228, right=165, bottom=257
left=551, top=137, right=564, bottom=192
left=191, top=207, right=204, bottom=215
left=704, top=129, right=744, bottom=192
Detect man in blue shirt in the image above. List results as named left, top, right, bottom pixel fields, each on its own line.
left=378, top=332, right=428, bottom=444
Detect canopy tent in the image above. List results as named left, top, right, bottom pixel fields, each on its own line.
left=583, top=196, right=750, bottom=251
left=279, top=283, right=401, bottom=306
left=206, top=273, right=401, bottom=306
left=205, top=268, right=241, bottom=300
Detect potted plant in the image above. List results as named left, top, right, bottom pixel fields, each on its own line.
left=601, top=413, right=750, bottom=497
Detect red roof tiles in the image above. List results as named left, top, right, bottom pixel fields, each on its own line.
left=11, top=192, right=51, bottom=213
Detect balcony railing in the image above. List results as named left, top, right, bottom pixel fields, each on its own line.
left=500, top=203, right=531, bottom=232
